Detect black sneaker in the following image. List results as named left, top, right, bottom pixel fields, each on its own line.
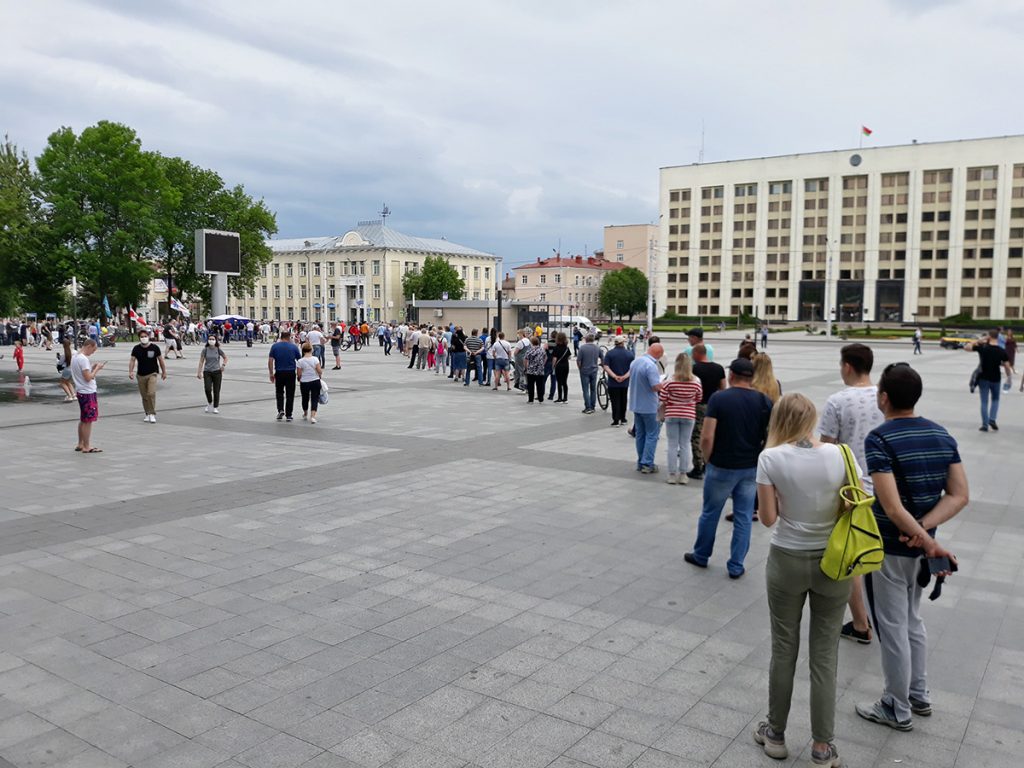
left=990, top=420, right=999, bottom=431
left=683, top=552, right=707, bottom=569
left=909, top=695, right=932, bottom=717
left=840, top=620, right=872, bottom=645
left=979, top=425, right=989, bottom=432
left=686, top=469, right=704, bottom=480
left=725, top=512, right=735, bottom=522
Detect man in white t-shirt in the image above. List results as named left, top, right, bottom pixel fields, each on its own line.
left=406, top=326, right=422, bottom=368
left=818, top=343, right=884, bottom=646
left=71, top=339, right=106, bottom=453
left=513, top=329, right=533, bottom=391
left=307, top=325, right=326, bottom=366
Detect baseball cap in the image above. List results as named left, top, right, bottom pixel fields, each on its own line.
left=686, top=328, right=704, bottom=338
left=614, top=335, right=626, bottom=344
left=729, top=358, right=754, bottom=377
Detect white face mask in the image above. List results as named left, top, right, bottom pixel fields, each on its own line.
left=208, top=339, right=217, bottom=346
left=139, top=337, right=150, bottom=345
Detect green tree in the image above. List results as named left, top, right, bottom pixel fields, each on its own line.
left=153, top=157, right=276, bottom=309
left=0, top=136, right=62, bottom=314
left=36, top=121, right=172, bottom=316
left=598, top=267, right=648, bottom=320
left=401, top=255, right=465, bottom=300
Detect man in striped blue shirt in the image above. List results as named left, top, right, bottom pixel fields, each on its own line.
left=856, top=363, right=969, bottom=733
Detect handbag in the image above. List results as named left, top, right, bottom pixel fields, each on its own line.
left=820, top=444, right=885, bottom=581
left=969, top=366, right=980, bottom=393
left=318, top=380, right=329, bottom=405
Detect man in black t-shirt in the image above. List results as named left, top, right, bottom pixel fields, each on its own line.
left=969, top=329, right=1011, bottom=431
left=128, top=330, right=166, bottom=423
left=684, top=358, right=772, bottom=579
left=688, top=344, right=726, bottom=479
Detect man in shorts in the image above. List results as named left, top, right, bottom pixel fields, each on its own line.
left=71, top=338, right=106, bottom=452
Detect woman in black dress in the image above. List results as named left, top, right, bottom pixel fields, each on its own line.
left=551, top=332, right=571, bottom=403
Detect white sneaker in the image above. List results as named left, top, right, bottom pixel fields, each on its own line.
left=679, top=473, right=689, bottom=485
left=666, top=474, right=677, bottom=485
left=204, top=404, right=211, bottom=413
left=212, top=407, right=219, bottom=414
left=149, top=414, right=157, bottom=423
left=143, top=415, right=150, bottom=423
left=311, top=417, right=317, bottom=424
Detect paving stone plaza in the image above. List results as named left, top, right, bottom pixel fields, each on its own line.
left=0, top=333, right=1021, bottom=768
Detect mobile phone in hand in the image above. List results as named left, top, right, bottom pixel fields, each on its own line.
left=927, top=556, right=957, bottom=575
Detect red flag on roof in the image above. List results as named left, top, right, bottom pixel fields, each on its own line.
left=861, top=126, right=873, bottom=136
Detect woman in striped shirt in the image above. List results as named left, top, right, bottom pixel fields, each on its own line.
left=659, top=353, right=703, bottom=485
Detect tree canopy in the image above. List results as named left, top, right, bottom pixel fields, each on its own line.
left=1, top=120, right=277, bottom=318
left=598, top=267, right=648, bottom=320
left=402, top=255, right=465, bottom=300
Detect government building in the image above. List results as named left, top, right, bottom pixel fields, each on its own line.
left=658, top=135, right=1024, bottom=322
left=233, top=222, right=499, bottom=324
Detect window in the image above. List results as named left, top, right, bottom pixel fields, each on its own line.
left=769, top=181, right=792, bottom=195
left=313, top=262, right=321, bottom=276
left=461, top=266, right=468, bottom=279
left=273, top=286, right=280, bottom=299
left=373, top=285, right=381, bottom=299
left=616, top=240, right=624, bottom=249
left=617, top=253, right=624, bottom=261
left=538, top=293, right=545, bottom=302
left=521, top=274, right=527, bottom=285
left=260, top=286, right=267, bottom=299
left=372, top=260, right=381, bottom=276
left=327, top=262, right=335, bottom=277
left=273, top=263, right=280, bottom=278
left=300, top=285, right=307, bottom=299
left=260, top=265, right=267, bottom=278
left=539, top=274, right=546, bottom=284
left=299, top=262, right=307, bottom=277
left=286, top=263, right=293, bottom=277
left=286, top=285, right=293, bottom=299
left=473, top=266, right=480, bottom=279
left=805, top=178, right=828, bottom=192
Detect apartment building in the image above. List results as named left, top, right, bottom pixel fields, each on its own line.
left=512, top=255, right=627, bottom=319
left=658, top=135, right=1024, bottom=322
left=604, top=224, right=657, bottom=271
left=231, top=222, right=499, bottom=324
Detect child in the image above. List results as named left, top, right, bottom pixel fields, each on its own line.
left=13, top=340, right=24, bottom=371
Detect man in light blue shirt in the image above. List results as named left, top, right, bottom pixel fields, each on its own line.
left=682, top=328, right=714, bottom=361
left=628, top=342, right=666, bottom=473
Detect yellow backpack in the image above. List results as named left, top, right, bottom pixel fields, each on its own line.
left=820, top=444, right=885, bottom=581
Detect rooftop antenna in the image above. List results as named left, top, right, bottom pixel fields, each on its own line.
left=698, top=119, right=705, bottom=164
left=380, top=203, right=391, bottom=225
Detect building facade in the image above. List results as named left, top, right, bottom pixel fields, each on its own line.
left=659, top=135, right=1024, bottom=322
left=231, top=223, right=499, bottom=324
left=604, top=224, right=657, bottom=271
left=512, top=255, right=627, bottom=320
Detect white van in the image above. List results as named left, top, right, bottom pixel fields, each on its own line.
left=548, top=315, right=594, bottom=332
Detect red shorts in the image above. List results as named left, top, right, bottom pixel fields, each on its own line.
left=77, top=392, right=98, bottom=423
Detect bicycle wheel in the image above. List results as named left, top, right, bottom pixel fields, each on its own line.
left=354, top=338, right=362, bottom=351
left=597, top=377, right=609, bottom=411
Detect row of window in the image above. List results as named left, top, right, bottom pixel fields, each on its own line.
left=536, top=294, right=596, bottom=303
left=260, top=261, right=492, bottom=281
left=519, top=274, right=603, bottom=286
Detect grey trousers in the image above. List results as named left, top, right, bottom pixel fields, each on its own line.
left=865, top=555, right=929, bottom=722
left=766, top=546, right=851, bottom=743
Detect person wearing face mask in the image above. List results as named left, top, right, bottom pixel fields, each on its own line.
left=197, top=334, right=228, bottom=413
left=128, top=330, right=167, bottom=423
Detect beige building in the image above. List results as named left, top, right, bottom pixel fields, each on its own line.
left=659, top=135, right=1024, bottom=322
left=230, top=222, right=499, bottom=324
left=604, top=224, right=657, bottom=272
left=512, top=255, right=627, bottom=319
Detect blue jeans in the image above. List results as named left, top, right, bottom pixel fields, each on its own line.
left=633, top=412, right=660, bottom=469
left=580, top=370, right=598, bottom=410
left=664, top=417, right=695, bottom=475
left=978, top=379, right=1001, bottom=426
left=691, top=464, right=757, bottom=576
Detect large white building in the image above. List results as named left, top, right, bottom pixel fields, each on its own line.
left=231, top=222, right=499, bottom=324
left=658, top=135, right=1024, bottom=322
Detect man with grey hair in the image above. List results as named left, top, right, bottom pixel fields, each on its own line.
left=576, top=333, right=603, bottom=413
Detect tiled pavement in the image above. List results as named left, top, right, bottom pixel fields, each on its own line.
left=0, top=333, right=1021, bottom=767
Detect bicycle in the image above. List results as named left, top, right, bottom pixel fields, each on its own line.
left=340, top=336, right=362, bottom=352
left=596, top=369, right=609, bottom=411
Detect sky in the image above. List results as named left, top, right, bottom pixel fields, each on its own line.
left=4, top=0, right=1024, bottom=273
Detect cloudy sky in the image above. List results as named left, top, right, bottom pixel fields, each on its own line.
left=5, top=0, right=1024, bottom=270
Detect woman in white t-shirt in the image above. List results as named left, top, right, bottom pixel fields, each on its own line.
left=296, top=342, right=323, bottom=423
left=753, top=393, right=859, bottom=768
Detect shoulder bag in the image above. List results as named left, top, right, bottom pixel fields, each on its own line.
left=820, top=443, right=885, bottom=580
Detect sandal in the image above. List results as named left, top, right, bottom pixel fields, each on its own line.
left=81, top=447, right=103, bottom=453
left=74, top=447, right=82, bottom=452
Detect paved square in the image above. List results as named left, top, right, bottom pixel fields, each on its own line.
left=0, top=332, right=1020, bottom=767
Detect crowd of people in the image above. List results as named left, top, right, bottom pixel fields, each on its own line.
left=4, top=311, right=1012, bottom=763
